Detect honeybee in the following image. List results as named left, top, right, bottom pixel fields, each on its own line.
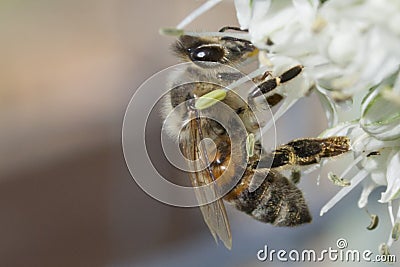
left=161, top=27, right=350, bottom=249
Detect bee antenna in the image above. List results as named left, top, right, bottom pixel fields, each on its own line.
left=160, top=27, right=251, bottom=42
left=159, top=28, right=185, bottom=37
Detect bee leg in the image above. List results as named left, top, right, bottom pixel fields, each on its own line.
left=257, top=136, right=350, bottom=169
left=260, top=71, right=272, bottom=80
left=285, top=137, right=350, bottom=166
left=216, top=72, right=245, bottom=83
left=219, top=26, right=248, bottom=32
left=248, top=65, right=303, bottom=108
left=257, top=146, right=292, bottom=169
left=290, top=169, right=301, bottom=184
left=218, top=27, right=254, bottom=49
left=252, top=70, right=272, bottom=84
left=265, top=94, right=284, bottom=107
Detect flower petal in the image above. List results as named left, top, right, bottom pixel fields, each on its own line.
left=234, top=0, right=253, bottom=29
left=315, top=85, right=338, bottom=127
left=361, top=148, right=391, bottom=186
left=380, top=150, right=400, bottom=202
left=319, top=121, right=355, bottom=137
left=358, top=179, right=379, bottom=208
left=361, top=86, right=400, bottom=141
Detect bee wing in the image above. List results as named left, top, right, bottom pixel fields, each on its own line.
left=196, top=190, right=232, bottom=249
left=180, top=112, right=232, bottom=249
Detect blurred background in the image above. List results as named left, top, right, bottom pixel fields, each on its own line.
left=0, top=0, right=397, bottom=266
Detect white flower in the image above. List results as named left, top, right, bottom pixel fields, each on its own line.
left=235, top=0, right=400, bottom=98
left=360, top=74, right=400, bottom=141
left=174, top=0, right=400, bottom=256
left=316, top=72, right=400, bottom=250
left=233, top=4, right=400, bottom=250
left=319, top=119, right=400, bottom=250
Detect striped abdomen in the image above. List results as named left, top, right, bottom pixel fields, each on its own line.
left=224, top=168, right=312, bottom=226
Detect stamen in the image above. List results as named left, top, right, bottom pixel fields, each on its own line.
left=176, top=0, right=223, bottom=29
left=388, top=200, right=395, bottom=226
left=387, top=201, right=400, bottom=247
left=350, top=132, right=369, bottom=152
left=358, top=180, right=377, bottom=208
left=338, top=153, right=363, bottom=180
left=320, top=168, right=369, bottom=216
left=387, top=238, right=394, bottom=248
left=366, top=213, right=379, bottom=230
left=303, top=159, right=325, bottom=175
left=328, top=172, right=351, bottom=187
left=392, top=222, right=400, bottom=241
left=395, top=201, right=400, bottom=224
left=379, top=243, right=392, bottom=256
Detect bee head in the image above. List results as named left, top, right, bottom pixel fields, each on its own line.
left=172, top=35, right=257, bottom=68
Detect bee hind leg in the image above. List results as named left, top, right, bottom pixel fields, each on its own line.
left=285, top=137, right=350, bottom=165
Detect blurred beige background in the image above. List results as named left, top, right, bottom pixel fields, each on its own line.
left=0, top=1, right=238, bottom=266
left=0, top=1, right=396, bottom=266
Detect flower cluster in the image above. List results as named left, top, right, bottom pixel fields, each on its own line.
left=235, top=0, right=400, bottom=96
left=176, top=0, right=400, bottom=256
left=235, top=0, right=400, bottom=255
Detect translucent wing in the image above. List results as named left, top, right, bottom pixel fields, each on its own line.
left=180, top=109, right=232, bottom=249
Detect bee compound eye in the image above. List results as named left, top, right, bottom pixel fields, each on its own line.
left=190, top=45, right=225, bottom=62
